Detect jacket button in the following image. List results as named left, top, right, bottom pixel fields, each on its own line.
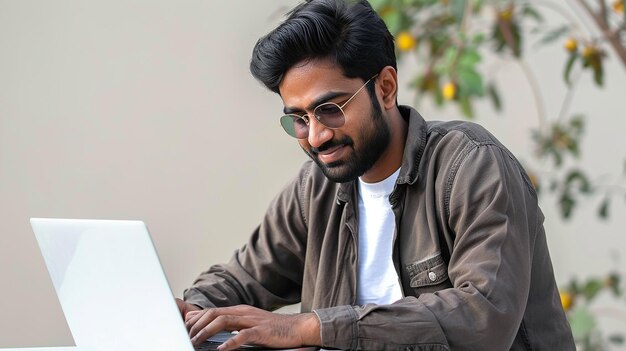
left=428, top=271, right=437, bottom=282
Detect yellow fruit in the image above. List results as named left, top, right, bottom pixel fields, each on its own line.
left=528, top=171, right=539, bottom=190
left=442, top=82, right=456, bottom=100
left=499, top=7, right=513, bottom=21
left=582, top=45, right=596, bottom=59
left=560, top=292, right=574, bottom=312
left=613, top=0, right=624, bottom=14
left=396, top=31, right=417, bottom=52
left=564, top=38, right=578, bottom=53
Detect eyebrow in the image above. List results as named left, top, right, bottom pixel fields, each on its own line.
left=283, top=91, right=349, bottom=115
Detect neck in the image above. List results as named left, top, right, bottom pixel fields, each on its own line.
left=360, top=106, right=407, bottom=183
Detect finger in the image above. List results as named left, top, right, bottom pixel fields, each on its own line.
left=191, top=315, right=243, bottom=346
left=185, top=310, right=202, bottom=322
left=215, top=304, right=255, bottom=316
left=187, top=307, right=251, bottom=335
left=217, top=328, right=260, bottom=351
left=189, top=309, right=224, bottom=341
left=185, top=309, right=209, bottom=332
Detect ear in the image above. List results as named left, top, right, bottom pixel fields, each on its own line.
left=377, top=66, right=398, bottom=110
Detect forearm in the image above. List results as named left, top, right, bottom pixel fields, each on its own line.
left=313, top=298, right=448, bottom=350
left=184, top=253, right=301, bottom=309
left=314, top=290, right=525, bottom=351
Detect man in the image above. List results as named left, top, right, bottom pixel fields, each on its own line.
left=177, top=0, right=575, bottom=350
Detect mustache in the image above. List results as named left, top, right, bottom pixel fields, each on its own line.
left=310, top=136, right=353, bottom=155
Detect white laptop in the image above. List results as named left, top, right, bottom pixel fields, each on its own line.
left=1, top=218, right=312, bottom=351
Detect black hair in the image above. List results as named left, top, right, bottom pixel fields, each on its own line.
left=249, top=0, right=396, bottom=95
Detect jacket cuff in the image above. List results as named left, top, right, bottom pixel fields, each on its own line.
left=313, top=305, right=359, bottom=350
left=183, top=287, right=216, bottom=309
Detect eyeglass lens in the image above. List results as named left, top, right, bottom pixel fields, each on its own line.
left=279, top=102, right=346, bottom=139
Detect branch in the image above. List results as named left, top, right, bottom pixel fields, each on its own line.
left=460, top=0, right=472, bottom=33
left=518, top=59, right=548, bottom=129
left=572, top=0, right=626, bottom=70
left=597, top=0, right=608, bottom=24
left=557, top=69, right=583, bottom=123
left=496, top=17, right=518, bottom=55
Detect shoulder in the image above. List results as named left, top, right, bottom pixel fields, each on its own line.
left=426, top=119, right=503, bottom=149
left=417, top=118, right=535, bottom=198
left=421, top=119, right=522, bottom=167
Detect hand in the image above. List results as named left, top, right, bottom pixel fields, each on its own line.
left=176, top=298, right=201, bottom=319
left=184, top=304, right=321, bottom=351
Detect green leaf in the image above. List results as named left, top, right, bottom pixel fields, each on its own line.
left=598, top=198, right=610, bottom=219
left=593, top=62, right=604, bottom=86
left=433, top=82, right=444, bottom=106
left=459, top=49, right=481, bottom=68
left=457, top=68, right=484, bottom=96
left=609, top=334, right=624, bottom=345
left=382, top=8, right=403, bottom=34
left=568, top=279, right=581, bottom=295
left=565, top=170, right=592, bottom=193
left=486, top=83, right=502, bottom=112
left=443, top=46, right=458, bottom=68
left=536, top=25, right=569, bottom=47
left=472, top=33, right=485, bottom=45
left=582, top=279, right=603, bottom=300
left=554, top=149, right=563, bottom=166
left=560, top=192, right=575, bottom=219
left=564, top=53, right=578, bottom=85
left=607, top=272, right=621, bottom=296
left=569, top=307, right=597, bottom=340
left=369, top=0, right=389, bottom=11
left=459, top=95, right=474, bottom=119
left=450, top=0, right=467, bottom=22
left=566, top=139, right=579, bottom=157
left=471, top=0, right=485, bottom=12
left=570, top=114, right=584, bottom=132
left=550, top=180, right=558, bottom=192
left=521, top=5, right=543, bottom=23
left=623, top=0, right=626, bottom=18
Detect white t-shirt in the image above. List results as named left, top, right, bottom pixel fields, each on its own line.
left=356, top=168, right=403, bottom=306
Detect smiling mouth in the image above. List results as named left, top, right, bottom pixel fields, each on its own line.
left=316, top=144, right=347, bottom=164
left=309, top=136, right=353, bottom=165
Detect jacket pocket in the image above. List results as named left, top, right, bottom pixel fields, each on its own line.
left=406, top=254, right=450, bottom=294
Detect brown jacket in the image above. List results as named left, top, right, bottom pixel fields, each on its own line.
left=184, top=106, right=575, bottom=350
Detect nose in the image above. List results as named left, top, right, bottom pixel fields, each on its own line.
left=306, top=116, right=332, bottom=148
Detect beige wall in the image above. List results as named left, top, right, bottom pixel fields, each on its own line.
left=1, top=0, right=625, bottom=347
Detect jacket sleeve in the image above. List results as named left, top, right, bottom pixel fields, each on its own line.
left=183, top=166, right=310, bottom=310
left=314, top=144, right=539, bottom=350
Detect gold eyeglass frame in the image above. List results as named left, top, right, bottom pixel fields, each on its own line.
left=279, top=74, right=379, bottom=139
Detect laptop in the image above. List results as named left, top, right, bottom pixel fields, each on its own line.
left=3, top=218, right=314, bottom=351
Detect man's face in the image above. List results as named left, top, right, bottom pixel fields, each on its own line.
left=278, top=60, right=390, bottom=183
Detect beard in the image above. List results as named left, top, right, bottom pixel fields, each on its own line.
left=303, top=99, right=390, bottom=183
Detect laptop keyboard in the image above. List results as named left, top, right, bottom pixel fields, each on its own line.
left=194, top=340, right=222, bottom=351
left=194, top=331, right=262, bottom=350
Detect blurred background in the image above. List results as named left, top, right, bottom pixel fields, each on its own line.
left=0, top=0, right=624, bottom=349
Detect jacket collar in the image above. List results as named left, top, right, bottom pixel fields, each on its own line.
left=335, top=105, right=427, bottom=203
left=396, top=105, right=427, bottom=186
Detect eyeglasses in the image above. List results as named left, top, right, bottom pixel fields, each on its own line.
left=279, top=74, right=378, bottom=139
